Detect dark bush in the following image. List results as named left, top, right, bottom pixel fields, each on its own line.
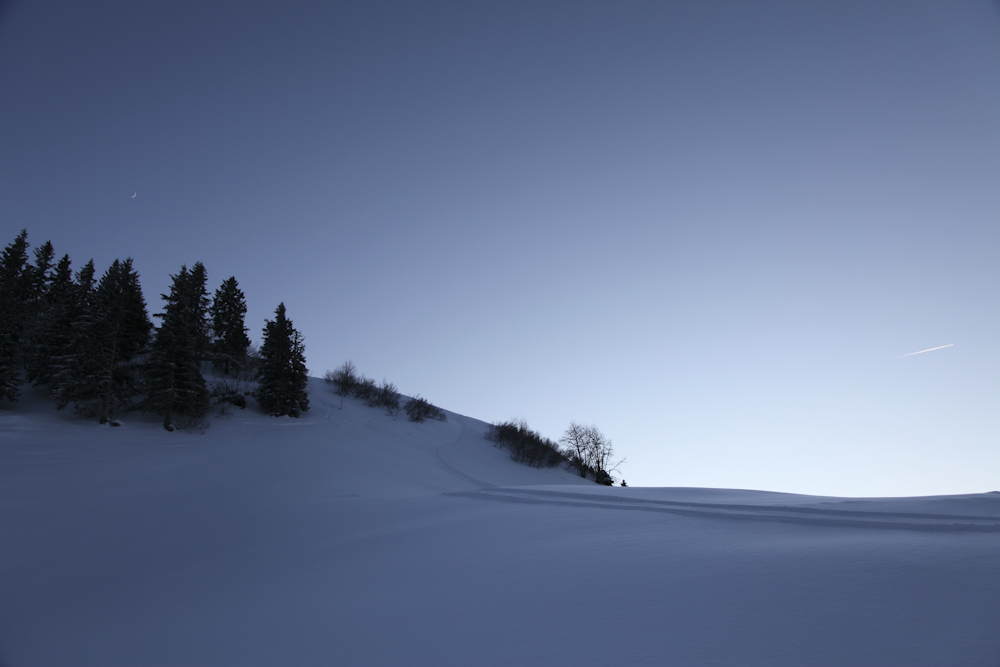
left=354, top=375, right=377, bottom=404
left=404, top=395, right=446, bottom=423
left=209, top=379, right=249, bottom=415
left=172, top=411, right=211, bottom=433
left=236, top=344, right=262, bottom=383
left=326, top=362, right=410, bottom=418
left=326, top=360, right=358, bottom=397
left=595, top=469, right=615, bottom=485
left=374, top=379, right=400, bottom=415
left=485, top=419, right=565, bottom=468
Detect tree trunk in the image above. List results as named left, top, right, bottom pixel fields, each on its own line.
left=99, top=393, right=109, bottom=424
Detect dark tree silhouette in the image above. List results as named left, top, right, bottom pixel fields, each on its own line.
left=560, top=422, right=623, bottom=484
left=25, top=254, right=74, bottom=386
left=210, top=276, right=250, bottom=375
left=256, top=302, right=309, bottom=417
left=54, top=258, right=151, bottom=423
left=0, top=230, right=31, bottom=401
left=145, top=264, right=211, bottom=430
left=51, top=260, right=96, bottom=404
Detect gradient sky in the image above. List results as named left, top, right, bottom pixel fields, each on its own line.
left=2, top=1, right=999, bottom=496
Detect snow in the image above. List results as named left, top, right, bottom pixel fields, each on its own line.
left=1, top=377, right=998, bottom=666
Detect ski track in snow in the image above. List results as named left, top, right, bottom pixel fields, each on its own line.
left=451, top=488, right=1000, bottom=532
left=434, top=414, right=497, bottom=490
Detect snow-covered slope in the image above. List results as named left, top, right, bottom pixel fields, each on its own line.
left=1, top=378, right=998, bottom=666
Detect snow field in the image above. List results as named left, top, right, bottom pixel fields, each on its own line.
left=1, top=378, right=998, bottom=666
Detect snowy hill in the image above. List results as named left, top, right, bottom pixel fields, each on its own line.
left=1, top=378, right=999, bottom=666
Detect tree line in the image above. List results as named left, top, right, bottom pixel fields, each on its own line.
left=1, top=230, right=625, bottom=481
left=0, top=230, right=309, bottom=429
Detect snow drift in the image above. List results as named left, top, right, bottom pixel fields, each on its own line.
left=1, top=378, right=998, bottom=666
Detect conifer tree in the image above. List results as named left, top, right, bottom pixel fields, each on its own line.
left=0, top=230, right=31, bottom=401
left=210, top=276, right=250, bottom=375
left=17, top=238, right=60, bottom=386
left=145, top=263, right=211, bottom=430
left=25, top=254, right=74, bottom=386
left=51, top=260, right=97, bottom=400
left=75, top=259, right=96, bottom=293
left=256, top=302, right=309, bottom=417
left=26, top=240, right=55, bottom=306
left=95, top=259, right=151, bottom=423
left=53, top=259, right=151, bottom=422
left=186, top=262, right=212, bottom=362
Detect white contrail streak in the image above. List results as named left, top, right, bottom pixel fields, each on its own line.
left=897, top=343, right=953, bottom=358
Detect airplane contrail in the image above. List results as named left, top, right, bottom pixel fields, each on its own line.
left=897, top=343, right=953, bottom=358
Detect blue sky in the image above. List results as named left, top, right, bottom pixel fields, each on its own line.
left=2, top=0, right=999, bottom=496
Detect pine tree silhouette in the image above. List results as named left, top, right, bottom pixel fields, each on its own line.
left=256, top=302, right=309, bottom=417
left=145, top=263, right=211, bottom=430
left=54, top=258, right=151, bottom=422
left=25, top=254, right=75, bottom=386
left=210, top=276, right=250, bottom=375
left=0, top=230, right=31, bottom=401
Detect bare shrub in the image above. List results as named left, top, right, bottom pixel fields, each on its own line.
left=375, top=379, right=400, bottom=415
left=404, top=395, right=446, bottom=423
left=236, top=344, right=262, bottom=383
left=209, top=378, right=247, bottom=410
left=326, top=362, right=410, bottom=419
left=355, top=375, right=377, bottom=405
left=326, top=360, right=358, bottom=397
left=172, top=411, right=211, bottom=433
left=485, top=418, right=564, bottom=468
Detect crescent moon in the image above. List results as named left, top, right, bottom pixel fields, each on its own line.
left=131, top=192, right=137, bottom=198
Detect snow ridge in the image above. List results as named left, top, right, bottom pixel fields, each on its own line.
left=453, top=487, right=1000, bottom=532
